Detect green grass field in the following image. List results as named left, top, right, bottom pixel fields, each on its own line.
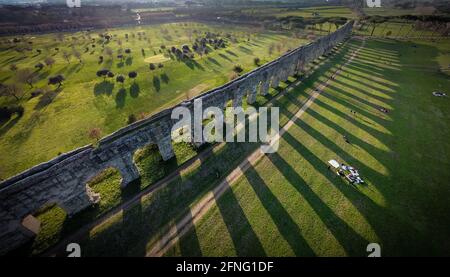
left=241, top=5, right=356, bottom=19
left=12, top=36, right=344, bottom=257
left=164, top=37, right=450, bottom=256
left=13, top=33, right=450, bottom=257
left=0, top=22, right=305, bottom=180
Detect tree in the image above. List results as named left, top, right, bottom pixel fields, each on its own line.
left=35, top=62, right=44, bottom=70
left=125, top=48, right=131, bottom=54
left=48, top=74, right=65, bottom=88
left=88, top=127, right=102, bottom=141
left=128, top=71, right=137, bottom=82
left=0, top=83, right=24, bottom=101
left=96, top=69, right=110, bottom=81
left=44, top=57, right=55, bottom=67
left=233, top=64, right=243, bottom=73
left=107, top=71, right=115, bottom=78
left=17, top=68, right=37, bottom=88
left=127, top=114, right=137, bottom=124
left=149, top=63, right=156, bottom=70
left=254, top=57, right=261, bottom=66
left=116, top=75, right=125, bottom=86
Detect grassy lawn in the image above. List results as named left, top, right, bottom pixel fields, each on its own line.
left=355, top=20, right=439, bottom=38
left=11, top=33, right=349, bottom=257
left=0, top=21, right=304, bottom=179
left=165, top=37, right=450, bottom=256
left=241, top=6, right=356, bottom=19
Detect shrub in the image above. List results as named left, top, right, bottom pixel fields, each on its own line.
left=254, top=57, right=261, bottom=66
left=127, top=114, right=137, bottom=124
left=128, top=71, right=137, bottom=80
left=233, top=64, right=243, bottom=73
left=116, top=75, right=125, bottom=85
left=149, top=63, right=156, bottom=70
left=158, top=63, right=164, bottom=68
left=35, top=62, right=44, bottom=70
left=88, top=127, right=102, bottom=141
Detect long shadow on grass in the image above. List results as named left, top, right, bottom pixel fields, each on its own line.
left=213, top=179, right=266, bottom=256
left=242, top=165, right=315, bottom=256
left=130, top=83, right=140, bottom=98
left=115, top=88, right=126, bottom=108
left=94, top=81, right=114, bottom=96
left=267, top=151, right=369, bottom=256
left=0, top=115, right=22, bottom=138
left=176, top=210, right=202, bottom=257
left=282, top=129, right=433, bottom=255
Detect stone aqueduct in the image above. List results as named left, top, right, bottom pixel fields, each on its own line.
left=0, top=21, right=353, bottom=254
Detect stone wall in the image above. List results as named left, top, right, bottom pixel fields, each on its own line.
left=0, top=21, right=353, bottom=255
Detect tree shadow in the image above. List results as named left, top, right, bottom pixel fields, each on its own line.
left=153, top=76, right=160, bottom=92
left=207, top=57, right=221, bottom=66
left=218, top=53, right=232, bottom=62
left=94, top=81, right=114, bottom=96
left=160, top=73, right=169, bottom=84
left=34, top=88, right=62, bottom=110
left=225, top=50, right=238, bottom=57
left=125, top=56, right=133, bottom=66
left=0, top=115, right=22, bottom=138
left=182, top=58, right=205, bottom=71
left=130, top=83, right=140, bottom=98
left=238, top=46, right=253, bottom=55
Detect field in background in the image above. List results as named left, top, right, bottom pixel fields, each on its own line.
left=0, top=22, right=304, bottom=180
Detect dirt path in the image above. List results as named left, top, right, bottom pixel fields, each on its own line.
left=147, top=37, right=366, bottom=257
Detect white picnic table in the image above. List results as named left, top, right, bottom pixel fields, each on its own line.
left=328, top=159, right=340, bottom=169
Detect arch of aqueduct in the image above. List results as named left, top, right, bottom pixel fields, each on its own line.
left=0, top=21, right=353, bottom=254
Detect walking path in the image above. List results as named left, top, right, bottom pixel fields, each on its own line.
left=147, top=37, right=366, bottom=257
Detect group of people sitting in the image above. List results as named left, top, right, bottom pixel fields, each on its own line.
left=337, top=163, right=364, bottom=184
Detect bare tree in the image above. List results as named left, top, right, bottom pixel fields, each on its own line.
left=44, top=57, right=55, bottom=67
left=17, top=68, right=37, bottom=88
left=0, top=83, right=24, bottom=101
